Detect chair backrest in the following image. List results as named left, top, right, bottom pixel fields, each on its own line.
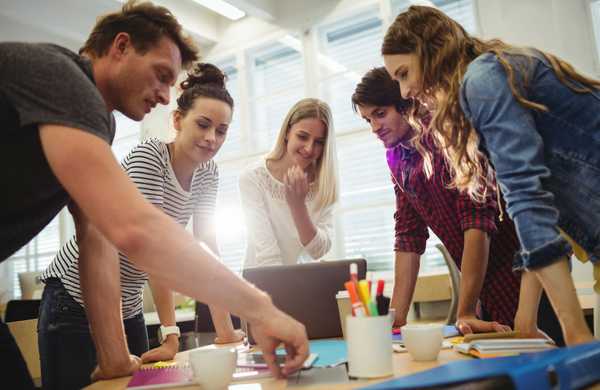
left=18, top=271, right=44, bottom=299
left=5, top=299, right=41, bottom=323
left=435, top=244, right=461, bottom=325
left=6, top=319, right=41, bottom=380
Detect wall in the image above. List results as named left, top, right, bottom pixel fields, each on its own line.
left=473, top=0, right=598, bottom=77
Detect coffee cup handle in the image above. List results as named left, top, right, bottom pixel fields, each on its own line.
left=178, top=359, right=198, bottom=383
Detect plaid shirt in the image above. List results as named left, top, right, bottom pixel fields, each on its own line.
left=387, top=130, right=521, bottom=326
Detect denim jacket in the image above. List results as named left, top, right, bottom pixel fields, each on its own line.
left=460, top=51, right=600, bottom=271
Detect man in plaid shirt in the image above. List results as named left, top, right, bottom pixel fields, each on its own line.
left=352, top=67, right=563, bottom=345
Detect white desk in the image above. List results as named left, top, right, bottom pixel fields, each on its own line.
left=143, top=309, right=195, bottom=326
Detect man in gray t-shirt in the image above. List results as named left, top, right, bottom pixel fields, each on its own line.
left=1, top=2, right=311, bottom=389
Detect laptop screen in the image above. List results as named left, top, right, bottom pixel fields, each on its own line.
left=242, top=259, right=367, bottom=344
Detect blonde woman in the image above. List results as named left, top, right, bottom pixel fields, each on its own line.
left=239, top=98, right=339, bottom=268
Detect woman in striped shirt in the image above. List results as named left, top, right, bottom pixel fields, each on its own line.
left=38, top=63, right=244, bottom=390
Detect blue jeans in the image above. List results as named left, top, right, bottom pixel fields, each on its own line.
left=38, top=278, right=149, bottom=390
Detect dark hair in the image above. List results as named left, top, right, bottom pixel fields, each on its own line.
left=80, top=0, right=199, bottom=71
left=177, top=63, right=234, bottom=117
left=351, top=67, right=413, bottom=116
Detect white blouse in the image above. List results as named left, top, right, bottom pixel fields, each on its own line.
left=238, top=159, right=334, bottom=268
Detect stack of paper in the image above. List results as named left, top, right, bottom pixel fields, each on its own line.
left=455, top=339, right=553, bottom=358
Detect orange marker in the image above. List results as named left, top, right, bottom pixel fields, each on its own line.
left=345, top=281, right=366, bottom=317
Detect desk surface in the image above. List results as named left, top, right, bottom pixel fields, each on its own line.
left=143, top=309, right=195, bottom=326
left=83, top=339, right=600, bottom=390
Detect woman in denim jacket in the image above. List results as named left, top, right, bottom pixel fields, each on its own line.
left=380, top=5, right=600, bottom=346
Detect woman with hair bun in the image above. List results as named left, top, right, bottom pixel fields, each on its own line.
left=239, top=98, right=339, bottom=269
left=381, top=6, right=600, bottom=346
left=38, top=63, right=245, bottom=390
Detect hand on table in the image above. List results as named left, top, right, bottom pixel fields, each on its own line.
left=140, top=336, right=179, bottom=363
left=250, top=308, right=309, bottom=378
left=214, top=330, right=246, bottom=344
left=455, top=315, right=511, bottom=335
left=283, top=165, right=309, bottom=208
left=90, top=354, right=142, bottom=383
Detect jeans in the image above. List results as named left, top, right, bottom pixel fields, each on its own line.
left=38, top=278, right=149, bottom=390
left=460, top=50, right=600, bottom=270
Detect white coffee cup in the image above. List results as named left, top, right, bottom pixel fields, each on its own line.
left=346, top=315, right=394, bottom=378
left=401, top=324, right=444, bottom=361
left=179, top=347, right=237, bottom=389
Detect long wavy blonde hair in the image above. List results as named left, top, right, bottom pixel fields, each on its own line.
left=382, top=5, right=600, bottom=200
left=265, top=98, right=339, bottom=211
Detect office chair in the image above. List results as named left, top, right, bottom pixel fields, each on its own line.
left=4, top=299, right=42, bottom=323
left=435, top=244, right=461, bottom=326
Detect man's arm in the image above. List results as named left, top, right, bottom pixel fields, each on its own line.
left=70, top=202, right=142, bottom=381
left=390, top=251, right=421, bottom=328
left=39, top=124, right=309, bottom=378
left=455, top=228, right=511, bottom=334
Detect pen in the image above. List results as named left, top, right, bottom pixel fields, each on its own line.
left=344, top=281, right=366, bottom=317
left=376, top=280, right=390, bottom=316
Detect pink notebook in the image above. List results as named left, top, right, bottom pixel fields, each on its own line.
left=126, top=366, right=195, bottom=389
left=126, top=365, right=273, bottom=389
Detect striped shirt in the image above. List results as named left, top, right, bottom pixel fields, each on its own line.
left=42, top=138, right=219, bottom=320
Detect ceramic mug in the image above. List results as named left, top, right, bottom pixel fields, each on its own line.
left=401, top=324, right=444, bottom=361
left=178, top=347, right=237, bottom=389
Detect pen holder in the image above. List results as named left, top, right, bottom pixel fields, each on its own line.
left=346, top=315, right=393, bottom=378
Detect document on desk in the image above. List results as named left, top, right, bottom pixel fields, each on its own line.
left=287, top=365, right=366, bottom=388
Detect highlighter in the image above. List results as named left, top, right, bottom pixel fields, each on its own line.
left=366, top=271, right=373, bottom=298
left=344, top=281, right=366, bottom=317
left=357, top=280, right=373, bottom=316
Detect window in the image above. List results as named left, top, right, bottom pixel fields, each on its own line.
left=6, top=112, right=141, bottom=299
left=214, top=160, right=253, bottom=273
left=205, top=0, right=475, bottom=273
left=315, top=4, right=385, bottom=133
left=213, top=56, right=244, bottom=160
left=112, top=112, right=143, bottom=162
left=245, top=33, right=305, bottom=152
left=391, top=0, right=475, bottom=34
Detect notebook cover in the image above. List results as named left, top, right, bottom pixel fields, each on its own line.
left=392, top=325, right=460, bottom=343
left=126, top=366, right=195, bottom=389
left=358, top=341, right=600, bottom=390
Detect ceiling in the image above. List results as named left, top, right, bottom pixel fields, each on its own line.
left=0, top=0, right=276, bottom=53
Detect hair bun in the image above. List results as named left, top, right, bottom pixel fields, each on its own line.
left=181, top=63, right=228, bottom=90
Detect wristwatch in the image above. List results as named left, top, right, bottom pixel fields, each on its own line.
left=157, top=325, right=180, bottom=344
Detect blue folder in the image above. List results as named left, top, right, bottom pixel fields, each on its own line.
left=360, top=341, right=600, bottom=390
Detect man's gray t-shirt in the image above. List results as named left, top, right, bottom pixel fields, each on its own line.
left=0, top=42, right=115, bottom=261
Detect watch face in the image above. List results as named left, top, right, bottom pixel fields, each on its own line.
left=158, top=327, right=164, bottom=342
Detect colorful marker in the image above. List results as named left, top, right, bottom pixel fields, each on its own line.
left=344, top=281, right=366, bottom=317
left=358, top=280, right=378, bottom=316
left=366, top=271, right=373, bottom=299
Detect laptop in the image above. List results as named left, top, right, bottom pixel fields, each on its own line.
left=18, top=270, right=45, bottom=299
left=242, top=259, right=367, bottom=344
